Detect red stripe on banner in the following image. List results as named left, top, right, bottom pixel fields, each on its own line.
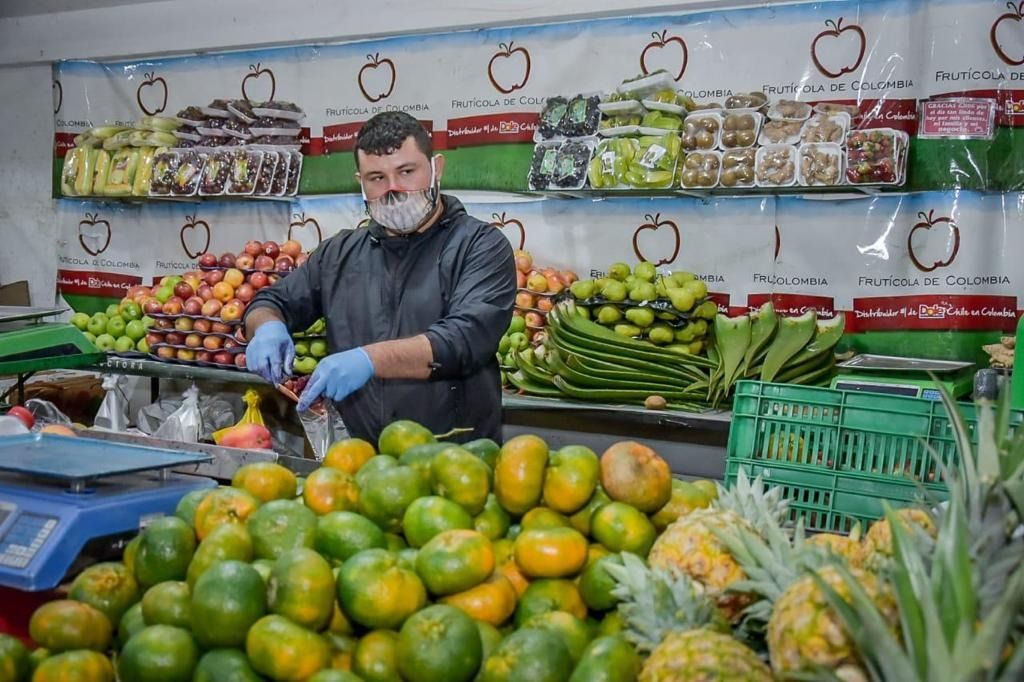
left=746, top=293, right=837, bottom=318
left=322, top=120, right=434, bottom=154
left=852, top=294, right=1018, bottom=332
left=931, top=89, right=1024, bottom=127
left=445, top=113, right=539, bottom=148
left=57, top=270, right=141, bottom=298
left=708, top=292, right=730, bottom=313
left=806, top=98, right=919, bottom=134
left=299, top=128, right=312, bottom=156
left=54, top=133, right=76, bottom=158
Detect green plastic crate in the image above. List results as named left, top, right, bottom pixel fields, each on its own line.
left=725, top=380, right=1022, bottom=533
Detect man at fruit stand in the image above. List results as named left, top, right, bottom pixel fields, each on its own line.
left=244, top=112, right=516, bottom=443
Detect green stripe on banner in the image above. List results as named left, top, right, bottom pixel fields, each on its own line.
left=62, top=293, right=120, bottom=316
left=909, top=128, right=1024, bottom=192
left=299, top=143, right=534, bottom=194
left=842, top=330, right=1003, bottom=367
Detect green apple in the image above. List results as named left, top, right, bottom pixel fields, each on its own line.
left=105, top=303, right=120, bottom=317
left=507, top=332, right=529, bottom=351
left=136, top=338, right=150, bottom=354
left=498, top=335, right=511, bottom=355
left=83, top=331, right=97, bottom=345
left=125, top=319, right=146, bottom=341
left=294, top=341, right=310, bottom=357
left=94, top=333, right=117, bottom=351
left=119, top=300, right=142, bottom=321
left=309, top=340, right=328, bottom=358
left=154, top=286, right=174, bottom=304
left=114, top=336, right=135, bottom=353
left=86, top=313, right=108, bottom=336
left=507, top=316, right=526, bottom=334
left=70, top=312, right=90, bottom=331
left=105, top=315, right=126, bottom=338
left=141, top=315, right=155, bottom=328
left=293, top=356, right=318, bottom=375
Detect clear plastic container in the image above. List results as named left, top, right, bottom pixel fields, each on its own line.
left=617, top=70, right=676, bottom=99
left=846, top=128, right=901, bottom=185
left=251, top=101, right=306, bottom=121
left=175, top=107, right=206, bottom=127
left=226, top=149, right=265, bottom=196
left=226, top=100, right=257, bottom=124
left=587, top=138, right=639, bottom=189
left=768, top=99, right=812, bottom=122
left=598, top=99, right=645, bottom=116
left=679, top=150, right=722, bottom=188
left=254, top=150, right=279, bottom=195
left=720, top=111, right=763, bottom=150
left=200, top=100, right=232, bottom=118
left=755, top=144, right=798, bottom=187
left=798, top=143, right=844, bottom=186
left=223, top=120, right=252, bottom=140
left=199, top=150, right=231, bottom=196
left=719, top=148, right=757, bottom=188
left=285, top=151, right=302, bottom=196
left=271, top=151, right=290, bottom=196
left=249, top=127, right=301, bottom=138
left=172, top=150, right=207, bottom=196
left=148, top=150, right=179, bottom=196
left=814, top=102, right=860, bottom=119
left=800, top=112, right=850, bottom=145
left=528, top=141, right=561, bottom=190
left=173, top=130, right=202, bottom=143
left=759, top=119, right=804, bottom=146
left=725, top=92, right=769, bottom=111
left=550, top=138, right=596, bottom=190
left=641, top=99, right=686, bottom=115
left=628, top=133, right=680, bottom=189
left=681, top=112, right=722, bottom=152
left=597, top=125, right=640, bottom=138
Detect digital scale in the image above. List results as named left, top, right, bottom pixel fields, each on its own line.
left=0, top=433, right=214, bottom=591
left=831, top=354, right=975, bottom=400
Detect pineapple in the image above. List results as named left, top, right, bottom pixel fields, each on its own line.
left=647, top=470, right=788, bottom=621
left=861, top=507, right=936, bottom=567
left=606, top=553, right=772, bottom=682
left=806, top=523, right=864, bottom=567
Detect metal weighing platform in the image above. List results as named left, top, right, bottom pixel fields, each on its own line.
left=0, top=433, right=215, bottom=591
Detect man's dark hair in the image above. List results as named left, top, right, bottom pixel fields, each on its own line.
left=354, top=112, right=432, bottom=166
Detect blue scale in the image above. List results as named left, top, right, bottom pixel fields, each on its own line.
left=0, top=433, right=215, bottom=591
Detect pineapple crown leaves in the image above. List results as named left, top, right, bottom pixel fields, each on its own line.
left=813, top=500, right=1024, bottom=682
left=606, top=552, right=728, bottom=654
left=714, top=468, right=790, bottom=535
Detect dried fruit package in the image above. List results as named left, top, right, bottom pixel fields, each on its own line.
left=104, top=148, right=140, bottom=196
left=798, top=143, right=844, bottom=186
left=755, top=144, right=798, bottom=187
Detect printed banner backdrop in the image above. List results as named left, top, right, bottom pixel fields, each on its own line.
left=52, top=0, right=1024, bottom=192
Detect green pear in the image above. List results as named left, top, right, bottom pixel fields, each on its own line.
left=309, top=340, right=328, bottom=358
left=508, top=316, right=527, bottom=334
left=293, top=356, right=318, bottom=375
left=569, top=279, right=597, bottom=300
left=654, top=280, right=669, bottom=298
left=624, top=307, right=655, bottom=328
left=613, top=324, right=642, bottom=338
left=671, top=271, right=696, bottom=286
left=608, top=263, right=631, bottom=281
left=602, top=281, right=628, bottom=303
left=683, top=279, right=708, bottom=299
left=294, top=341, right=310, bottom=357
left=634, top=262, right=656, bottom=282
left=668, top=288, right=696, bottom=313
left=596, top=305, right=622, bottom=325
left=629, top=283, right=657, bottom=303
left=647, top=324, right=674, bottom=345
left=694, top=301, right=718, bottom=320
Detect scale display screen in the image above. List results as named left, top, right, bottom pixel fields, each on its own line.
left=0, top=512, right=57, bottom=568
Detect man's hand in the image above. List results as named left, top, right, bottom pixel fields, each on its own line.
left=297, top=347, right=375, bottom=412
left=246, top=320, right=294, bottom=385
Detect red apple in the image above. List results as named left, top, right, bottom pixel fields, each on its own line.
left=516, top=270, right=527, bottom=288
left=183, top=297, right=203, bottom=315
left=201, top=299, right=223, bottom=317
left=145, top=332, right=163, bottom=347
left=197, top=283, right=214, bottom=301
left=155, top=318, right=173, bottom=330
left=213, top=351, right=233, bottom=366
left=211, top=321, right=233, bottom=335
left=174, top=316, right=194, bottom=332
left=143, top=298, right=163, bottom=315
left=199, top=253, right=217, bottom=268
left=156, top=346, right=177, bottom=360
left=185, top=333, right=203, bottom=348
left=219, top=252, right=236, bottom=268
left=126, top=284, right=150, bottom=300
left=162, top=298, right=184, bottom=315
left=244, top=240, right=263, bottom=257
left=545, top=274, right=565, bottom=295
left=280, top=240, right=302, bottom=258
left=295, top=253, right=309, bottom=267
left=224, top=338, right=239, bottom=350
left=177, top=348, right=196, bottom=362
left=205, top=270, right=225, bottom=286
left=203, top=335, right=223, bottom=350
left=165, top=331, right=185, bottom=346
left=221, top=301, right=244, bottom=322
left=275, top=255, right=295, bottom=272
left=174, top=281, right=195, bottom=300
left=537, top=297, right=554, bottom=313
left=514, top=250, right=533, bottom=273
left=193, top=318, right=213, bottom=333
left=262, top=241, right=280, bottom=259
left=235, top=353, right=247, bottom=368
left=248, top=272, right=270, bottom=289
left=234, top=328, right=247, bottom=343
left=254, top=255, right=275, bottom=272
left=235, top=283, right=256, bottom=302
left=235, top=254, right=255, bottom=270
left=515, top=291, right=535, bottom=309
left=212, top=282, right=235, bottom=303
left=196, top=351, right=213, bottom=363
left=524, top=311, right=545, bottom=328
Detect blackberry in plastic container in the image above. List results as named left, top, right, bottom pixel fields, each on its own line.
left=538, top=97, right=569, bottom=139
left=560, top=94, right=601, bottom=137
left=528, top=143, right=559, bottom=190
left=551, top=139, right=593, bottom=189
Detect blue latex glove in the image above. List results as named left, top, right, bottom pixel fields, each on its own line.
left=246, top=321, right=294, bottom=386
left=297, top=347, right=375, bottom=412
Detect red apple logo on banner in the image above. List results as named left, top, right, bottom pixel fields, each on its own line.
left=491, top=212, right=525, bottom=250
left=137, top=72, right=168, bottom=115
left=288, top=212, right=323, bottom=251
left=488, top=42, right=531, bottom=94
left=358, top=53, right=396, bottom=103
left=908, top=210, right=960, bottom=273
left=992, top=2, right=1024, bottom=66
left=53, top=80, right=62, bottom=115
left=632, top=213, right=680, bottom=266
left=242, top=63, right=276, bottom=103
left=640, top=30, right=688, bottom=82
left=811, top=18, right=866, bottom=78
left=79, top=213, right=111, bottom=256
left=180, top=214, right=211, bottom=260
left=774, top=225, right=781, bottom=262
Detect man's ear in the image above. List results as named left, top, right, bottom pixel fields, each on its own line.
left=434, top=154, right=446, bottom=184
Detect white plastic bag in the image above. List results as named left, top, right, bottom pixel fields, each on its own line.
left=24, top=398, right=73, bottom=428
left=138, top=391, right=236, bottom=441
left=153, top=385, right=203, bottom=443
left=93, top=374, right=130, bottom=432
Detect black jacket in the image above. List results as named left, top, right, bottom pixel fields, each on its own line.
left=246, top=195, right=516, bottom=444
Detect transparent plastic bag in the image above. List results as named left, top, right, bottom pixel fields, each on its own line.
left=24, top=398, right=73, bottom=427
left=298, top=401, right=348, bottom=462
left=153, top=385, right=203, bottom=443
left=93, top=374, right=130, bottom=432
left=137, top=389, right=236, bottom=441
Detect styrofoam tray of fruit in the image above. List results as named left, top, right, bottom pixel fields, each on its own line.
left=146, top=312, right=243, bottom=325
left=151, top=341, right=245, bottom=354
